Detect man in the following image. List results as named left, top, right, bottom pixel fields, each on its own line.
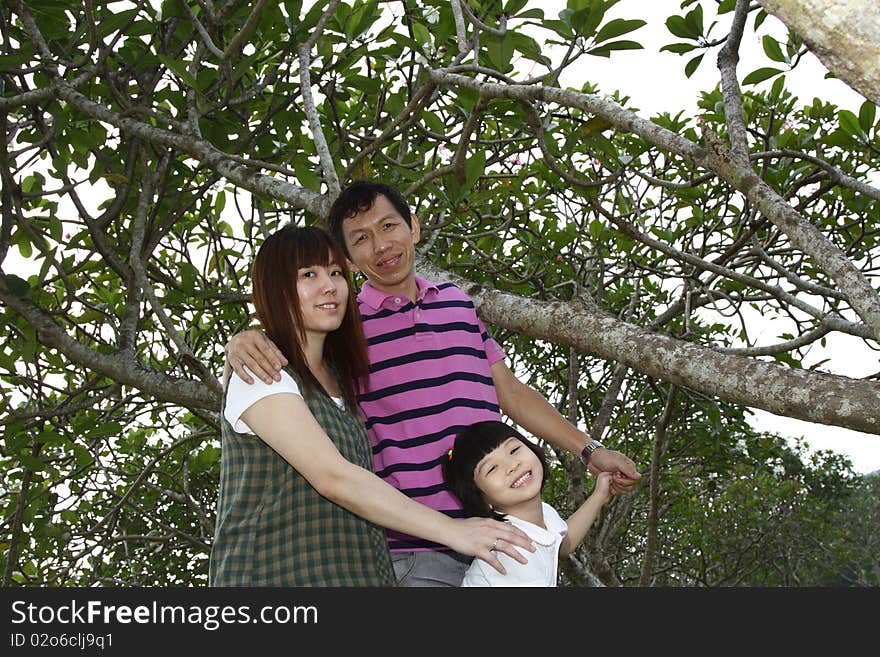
left=226, top=181, right=641, bottom=586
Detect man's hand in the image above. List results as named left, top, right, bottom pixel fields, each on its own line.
left=587, top=447, right=641, bottom=495
left=225, top=330, right=287, bottom=385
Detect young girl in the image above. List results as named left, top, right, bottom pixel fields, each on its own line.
left=443, top=420, right=612, bottom=587
left=209, top=226, right=532, bottom=586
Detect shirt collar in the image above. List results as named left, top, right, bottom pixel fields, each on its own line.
left=357, top=275, right=440, bottom=310
left=504, top=502, right=567, bottom=547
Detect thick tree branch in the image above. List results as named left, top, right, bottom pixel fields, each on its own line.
left=639, top=385, right=676, bottom=586
left=417, top=259, right=880, bottom=435
left=759, top=0, right=880, bottom=105
left=717, top=0, right=752, bottom=164
left=298, top=0, right=343, bottom=198
left=0, top=276, right=218, bottom=410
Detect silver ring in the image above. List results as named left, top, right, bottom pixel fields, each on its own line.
left=491, top=538, right=498, bottom=551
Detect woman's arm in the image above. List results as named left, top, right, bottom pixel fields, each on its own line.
left=241, top=392, right=534, bottom=574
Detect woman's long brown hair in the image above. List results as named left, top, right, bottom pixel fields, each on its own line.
left=250, top=225, right=369, bottom=412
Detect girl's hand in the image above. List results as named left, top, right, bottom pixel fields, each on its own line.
left=587, top=448, right=641, bottom=495
left=593, top=471, right=614, bottom=506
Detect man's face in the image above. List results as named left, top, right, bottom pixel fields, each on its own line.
left=342, top=194, right=421, bottom=297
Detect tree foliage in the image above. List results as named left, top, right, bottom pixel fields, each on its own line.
left=1, top=0, right=878, bottom=586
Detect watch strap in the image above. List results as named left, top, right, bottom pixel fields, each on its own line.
left=580, top=438, right=604, bottom=465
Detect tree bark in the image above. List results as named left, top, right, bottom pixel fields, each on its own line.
left=760, top=0, right=880, bottom=106
left=418, top=259, right=880, bottom=436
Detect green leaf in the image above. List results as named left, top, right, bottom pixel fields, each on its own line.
left=685, top=53, right=704, bottom=78
left=770, top=76, right=786, bottom=99
left=125, top=20, right=155, bottom=38
left=754, top=9, right=767, bottom=30
left=588, top=40, right=642, bottom=57
left=28, top=0, right=71, bottom=39
left=594, top=18, right=645, bottom=43
left=17, top=237, right=33, bottom=259
left=544, top=19, right=574, bottom=39
left=411, top=21, right=431, bottom=48
left=21, top=173, right=43, bottom=193
left=666, top=16, right=697, bottom=40
left=576, top=115, right=612, bottom=139
left=292, top=159, right=322, bottom=192
left=455, top=86, right=481, bottom=113
left=762, top=36, right=786, bottom=63
left=283, top=0, right=304, bottom=22
left=485, top=32, right=516, bottom=73
left=683, top=5, right=704, bottom=37
left=518, top=9, right=545, bottom=20
left=96, top=8, right=138, bottom=39
left=0, top=52, right=36, bottom=69
left=73, top=444, right=94, bottom=467
left=837, top=110, right=862, bottom=137
left=347, top=0, right=379, bottom=40
left=569, top=6, right=605, bottom=38
left=159, top=0, right=185, bottom=19
left=774, top=353, right=802, bottom=368
left=190, top=445, right=220, bottom=474
left=157, top=55, right=200, bottom=90
left=661, top=42, right=698, bottom=55
left=464, top=150, right=486, bottom=191
left=742, top=67, right=783, bottom=86
left=18, top=453, right=48, bottom=472
left=858, top=101, right=876, bottom=133
left=85, top=422, right=123, bottom=439
left=511, top=32, right=551, bottom=67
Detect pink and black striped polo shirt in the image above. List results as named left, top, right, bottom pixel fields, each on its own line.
left=356, top=276, right=506, bottom=551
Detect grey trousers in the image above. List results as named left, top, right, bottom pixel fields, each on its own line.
left=391, top=550, right=474, bottom=587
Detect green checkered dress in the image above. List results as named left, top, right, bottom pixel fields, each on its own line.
left=209, top=367, right=395, bottom=586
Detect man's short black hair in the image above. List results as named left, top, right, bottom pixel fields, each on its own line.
left=326, top=181, right=412, bottom=258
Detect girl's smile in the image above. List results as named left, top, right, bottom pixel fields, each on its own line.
left=474, top=437, right=545, bottom=523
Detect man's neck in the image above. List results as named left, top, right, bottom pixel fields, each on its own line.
left=366, top=276, right=420, bottom=302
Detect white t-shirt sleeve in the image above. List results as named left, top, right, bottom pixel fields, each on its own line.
left=224, top=368, right=302, bottom=435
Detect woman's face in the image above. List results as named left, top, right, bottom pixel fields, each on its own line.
left=296, top=256, right=349, bottom=338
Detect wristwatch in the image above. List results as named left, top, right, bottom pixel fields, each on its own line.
left=580, top=438, right=604, bottom=465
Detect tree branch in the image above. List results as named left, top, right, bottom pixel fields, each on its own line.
left=417, top=258, right=880, bottom=435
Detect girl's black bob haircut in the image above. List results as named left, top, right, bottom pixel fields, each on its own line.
left=442, top=420, right=549, bottom=521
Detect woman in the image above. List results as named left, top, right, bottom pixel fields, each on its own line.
left=209, top=225, right=531, bottom=586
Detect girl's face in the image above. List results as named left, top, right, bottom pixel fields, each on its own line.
left=296, top=257, right=349, bottom=339
left=473, top=437, right=544, bottom=515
